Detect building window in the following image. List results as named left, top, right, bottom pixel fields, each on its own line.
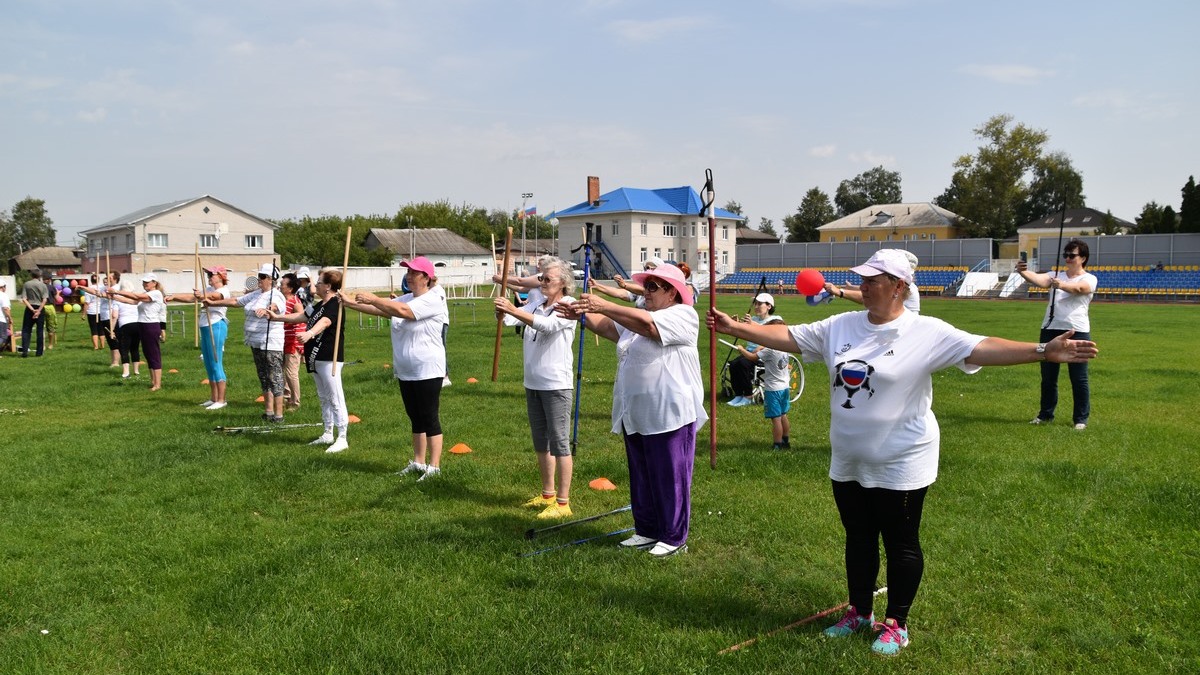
left=640, top=220, right=648, bottom=236
left=721, top=250, right=729, bottom=266
left=700, top=225, right=706, bottom=238
left=902, top=234, right=910, bottom=241
left=245, top=235, right=263, bottom=249
left=147, top=233, right=168, bottom=248
left=721, top=226, right=729, bottom=240
left=125, top=233, right=133, bottom=250
left=612, top=221, right=619, bottom=236
left=639, top=247, right=648, bottom=263
left=930, top=233, right=937, bottom=241
left=681, top=250, right=688, bottom=263
left=869, top=235, right=876, bottom=242
left=200, top=234, right=219, bottom=249
left=663, top=222, right=677, bottom=237
left=667, top=248, right=675, bottom=261
left=653, top=248, right=662, bottom=259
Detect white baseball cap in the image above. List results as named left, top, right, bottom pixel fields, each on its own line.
left=754, top=292, right=774, bottom=306
left=850, top=249, right=915, bottom=284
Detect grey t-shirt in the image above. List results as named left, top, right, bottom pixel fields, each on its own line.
left=22, top=278, right=48, bottom=307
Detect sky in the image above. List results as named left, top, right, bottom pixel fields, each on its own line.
left=3, top=0, right=1197, bottom=246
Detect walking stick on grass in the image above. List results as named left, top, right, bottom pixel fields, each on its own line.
left=332, top=226, right=352, bottom=377
left=491, top=227, right=514, bottom=381
left=718, top=587, right=888, bottom=655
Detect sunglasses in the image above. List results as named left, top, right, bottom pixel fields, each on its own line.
left=643, top=280, right=665, bottom=293
left=1062, top=253, right=1080, bottom=259
left=258, top=274, right=272, bottom=280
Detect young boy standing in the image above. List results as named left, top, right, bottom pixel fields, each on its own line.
left=746, top=345, right=792, bottom=449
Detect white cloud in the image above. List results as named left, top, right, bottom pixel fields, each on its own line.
left=958, top=64, right=1054, bottom=85
left=607, top=16, right=712, bottom=42
left=808, top=144, right=837, bottom=158
left=848, top=151, right=895, bottom=166
left=77, top=107, right=107, bottom=123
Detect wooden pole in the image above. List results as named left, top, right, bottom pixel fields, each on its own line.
left=194, top=244, right=200, bottom=347
left=491, top=227, right=514, bottom=381
left=332, top=227, right=352, bottom=376
left=106, top=250, right=115, bottom=343
left=490, top=233, right=501, bottom=298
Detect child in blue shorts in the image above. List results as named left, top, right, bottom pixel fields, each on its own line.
left=746, top=345, right=792, bottom=450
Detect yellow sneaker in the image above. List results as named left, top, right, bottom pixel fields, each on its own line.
left=536, top=503, right=573, bottom=520
left=522, top=494, right=556, bottom=508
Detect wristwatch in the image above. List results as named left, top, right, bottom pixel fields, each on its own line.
left=1035, top=343, right=1047, bottom=360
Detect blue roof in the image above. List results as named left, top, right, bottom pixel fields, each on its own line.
left=550, top=186, right=744, bottom=221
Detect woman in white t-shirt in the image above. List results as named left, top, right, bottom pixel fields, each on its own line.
left=169, top=266, right=231, bottom=409
left=709, top=248, right=1098, bottom=658
left=112, top=274, right=167, bottom=390
left=344, top=256, right=448, bottom=481
left=494, top=259, right=578, bottom=520
left=560, top=263, right=707, bottom=558
left=1015, top=239, right=1097, bottom=429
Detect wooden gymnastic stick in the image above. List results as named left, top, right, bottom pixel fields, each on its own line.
left=491, top=227, right=514, bottom=381
left=193, top=244, right=200, bottom=347
left=332, top=227, right=352, bottom=376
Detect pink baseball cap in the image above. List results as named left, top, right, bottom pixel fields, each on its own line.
left=400, top=256, right=436, bottom=278
left=203, top=265, right=228, bottom=276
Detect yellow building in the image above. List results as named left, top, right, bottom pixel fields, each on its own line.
left=817, top=203, right=963, bottom=243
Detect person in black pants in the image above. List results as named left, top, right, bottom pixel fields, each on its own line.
left=19, top=270, right=49, bottom=357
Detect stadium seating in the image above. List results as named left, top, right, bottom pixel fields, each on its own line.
left=722, top=267, right=969, bottom=295
left=1025, top=266, right=1200, bottom=299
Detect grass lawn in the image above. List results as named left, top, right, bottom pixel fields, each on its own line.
left=1, top=295, right=1197, bottom=673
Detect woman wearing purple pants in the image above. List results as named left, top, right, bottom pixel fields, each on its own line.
left=560, top=263, right=706, bottom=557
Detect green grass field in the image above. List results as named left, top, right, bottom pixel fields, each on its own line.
left=1, top=295, right=1197, bottom=673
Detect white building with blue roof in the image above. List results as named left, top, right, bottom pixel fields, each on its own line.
left=550, top=177, right=744, bottom=281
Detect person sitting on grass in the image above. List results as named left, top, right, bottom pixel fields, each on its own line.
left=708, top=248, right=1098, bottom=657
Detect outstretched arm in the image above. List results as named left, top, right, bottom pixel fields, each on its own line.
left=966, top=330, right=1098, bottom=367
left=707, top=307, right=799, bottom=353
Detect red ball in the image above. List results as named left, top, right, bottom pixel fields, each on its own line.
left=795, top=269, right=825, bottom=296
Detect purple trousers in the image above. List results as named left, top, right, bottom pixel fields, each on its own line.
left=623, top=422, right=697, bottom=547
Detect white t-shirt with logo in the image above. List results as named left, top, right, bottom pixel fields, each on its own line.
left=757, top=346, right=791, bottom=392
left=522, top=295, right=577, bottom=391
left=788, top=309, right=985, bottom=490
left=390, top=290, right=448, bottom=381
left=611, top=302, right=708, bottom=436
left=1041, top=271, right=1097, bottom=332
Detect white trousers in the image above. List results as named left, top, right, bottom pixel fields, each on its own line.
left=312, top=361, right=349, bottom=432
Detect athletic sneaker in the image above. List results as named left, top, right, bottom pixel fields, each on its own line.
left=1074, top=423, right=1087, bottom=430
left=310, top=433, right=334, bottom=446
left=823, top=606, right=874, bottom=638
left=416, top=466, right=441, bottom=482
left=728, top=396, right=751, bottom=407
left=199, top=400, right=215, bottom=407
left=442, top=377, right=452, bottom=387
left=619, top=534, right=657, bottom=549
left=871, top=618, right=910, bottom=657
left=1029, top=417, right=1048, bottom=425
left=536, top=503, right=573, bottom=520
left=522, top=494, right=557, bottom=508
left=647, top=542, right=686, bottom=557
left=325, top=438, right=349, bottom=454
left=397, top=460, right=426, bottom=476
left=207, top=402, right=227, bottom=410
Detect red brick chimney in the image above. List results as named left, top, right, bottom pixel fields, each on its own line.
left=587, top=176, right=600, bottom=206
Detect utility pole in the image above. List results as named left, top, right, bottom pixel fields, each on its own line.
left=521, top=192, right=533, bottom=273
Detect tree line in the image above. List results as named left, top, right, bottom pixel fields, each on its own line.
left=755, top=114, right=1199, bottom=243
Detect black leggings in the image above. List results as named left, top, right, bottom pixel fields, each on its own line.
left=118, top=322, right=141, bottom=365
left=398, top=377, right=442, bottom=436
left=729, top=355, right=755, bottom=396
left=831, top=480, right=928, bottom=626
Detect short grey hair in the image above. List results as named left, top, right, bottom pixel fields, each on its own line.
left=543, top=259, right=575, bottom=295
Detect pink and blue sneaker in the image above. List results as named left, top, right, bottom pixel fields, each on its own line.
left=871, top=618, right=910, bottom=656
left=822, top=606, right=874, bottom=638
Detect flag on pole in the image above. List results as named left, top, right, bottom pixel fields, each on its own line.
left=521, top=204, right=537, bottom=219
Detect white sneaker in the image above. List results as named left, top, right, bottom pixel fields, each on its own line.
left=207, top=401, right=227, bottom=410
left=397, top=460, right=426, bottom=476
left=309, top=433, right=334, bottom=446
left=1029, top=417, right=1047, bottom=425
left=1074, top=423, right=1087, bottom=430
left=442, top=377, right=452, bottom=387
left=325, top=437, right=349, bottom=453
left=648, top=541, right=687, bottom=557
left=619, top=534, right=658, bottom=549
left=199, top=400, right=215, bottom=407
left=416, top=466, right=441, bottom=481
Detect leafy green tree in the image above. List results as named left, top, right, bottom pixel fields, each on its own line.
left=936, top=114, right=1050, bottom=239
left=1179, top=176, right=1200, bottom=233
left=3, top=197, right=57, bottom=258
left=784, top=188, right=835, bottom=242
left=758, top=217, right=778, bottom=238
left=1093, top=210, right=1123, bottom=236
left=834, top=166, right=902, bottom=216
left=274, top=214, right=394, bottom=267
left=1015, top=151, right=1086, bottom=225
left=722, top=200, right=743, bottom=216
left=1134, top=202, right=1165, bottom=234
left=1159, top=205, right=1179, bottom=234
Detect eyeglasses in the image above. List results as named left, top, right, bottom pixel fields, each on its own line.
left=1063, top=253, right=1080, bottom=259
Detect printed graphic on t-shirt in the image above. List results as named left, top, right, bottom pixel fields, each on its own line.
left=833, top=359, right=875, bottom=409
